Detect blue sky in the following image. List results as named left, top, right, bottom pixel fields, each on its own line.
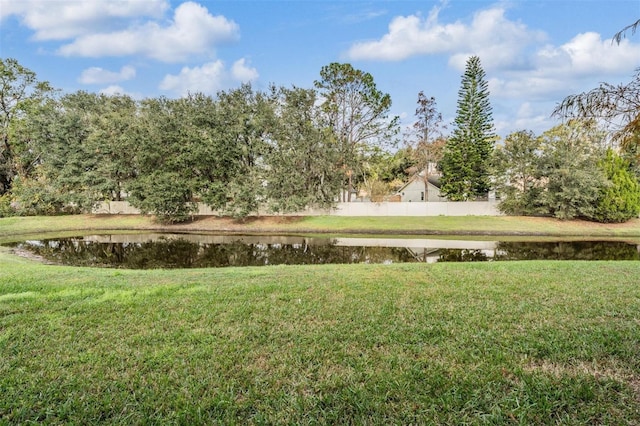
left=1, top=0, right=639, bottom=138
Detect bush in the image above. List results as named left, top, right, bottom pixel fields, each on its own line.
left=10, top=175, right=66, bottom=216
left=0, top=193, right=15, bottom=217
left=592, top=149, right=640, bottom=223
left=127, top=171, right=197, bottom=224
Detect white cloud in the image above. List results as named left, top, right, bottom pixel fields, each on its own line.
left=346, top=4, right=545, bottom=70
left=98, top=85, right=143, bottom=99
left=99, top=85, right=127, bottom=96
left=1, top=0, right=169, bottom=40
left=58, top=2, right=239, bottom=62
left=79, top=65, right=136, bottom=85
left=160, top=61, right=226, bottom=96
left=536, top=32, right=640, bottom=77
left=489, top=33, right=640, bottom=102
left=499, top=102, right=554, bottom=136
left=231, top=58, right=259, bottom=82
left=159, top=59, right=258, bottom=96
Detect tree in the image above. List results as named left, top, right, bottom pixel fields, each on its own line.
left=439, top=56, right=496, bottom=201
left=314, top=63, right=398, bottom=201
left=127, top=96, right=200, bottom=223
left=492, top=122, right=639, bottom=222
left=613, top=18, right=640, bottom=44
left=265, top=86, right=341, bottom=213
left=538, top=120, right=608, bottom=220
left=554, top=20, right=640, bottom=165
left=593, top=149, right=640, bottom=223
left=85, top=93, right=140, bottom=202
left=363, top=146, right=415, bottom=193
left=553, top=68, right=640, bottom=162
left=198, top=84, right=274, bottom=218
left=492, top=130, right=545, bottom=215
left=0, top=58, right=54, bottom=195
left=11, top=91, right=119, bottom=214
left=404, top=91, right=446, bottom=200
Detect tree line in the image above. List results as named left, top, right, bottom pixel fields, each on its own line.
left=1, top=55, right=639, bottom=223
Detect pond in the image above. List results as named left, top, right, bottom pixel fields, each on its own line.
left=5, top=233, right=640, bottom=269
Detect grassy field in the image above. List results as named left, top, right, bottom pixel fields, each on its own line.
left=1, top=215, right=640, bottom=423
left=2, top=214, right=640, bottom=241
left=1, top=247, right=640, bottom=424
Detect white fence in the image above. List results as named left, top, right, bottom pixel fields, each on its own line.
left=93, top=201, right=503, bottom=216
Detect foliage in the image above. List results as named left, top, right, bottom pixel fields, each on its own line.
left=265, top=86, right=341, bottom=213
left=0, top=58, right=55, bottom=195
left=363, top=147, right=414, bottom=193
left=10, top=173, right=67, bottom=215
left=613, top=18, right=640, bottom=44
left=362, top=178, right=390, bottom=202
left=202, top=85, right=271, bottom=217
left=5, top=91, right=141, bottom=214
left=126, top=96, right=200, bottom=222
left=593, top=149, right=640, bottom=223
left=0, top=193, right=13, bottom=217
left=492, top=130, right=546, bottom=215
left=538, top=120, right=608, bottom=220
left=0, top=59, right=401, bottom=221
left=439, top=56, right=496, bottom=201
left=553, top=68, right=640, bottom=166
left=404, top=92, right=446, bottom=200
left=83, top=92, right=140, bottom=201
left=128, top=171, right=197, bottom=224
left=494, top=122, right=638, bottom=223
left=315, top=62, right=399, bottom=201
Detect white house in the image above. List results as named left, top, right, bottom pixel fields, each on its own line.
left=397, top=173, right=447, bottom=202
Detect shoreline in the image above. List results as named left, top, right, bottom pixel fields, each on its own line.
left=2, top=214, right=640, bottom=240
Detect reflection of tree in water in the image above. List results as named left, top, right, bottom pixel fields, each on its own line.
left=15, top=237, right=419, bottom=269
left=17, top=238, right=202, bottom=268
left=495, top=241, right=640, bottom=261
left=125, top=239, right=201, bottom=268
left=11, top=237, right=640, bottom=268
left=17, top=238, right=121, bottom=267
left=438, top=249, right=489, bottom=262
left=195, top=241, right=416, bottom=267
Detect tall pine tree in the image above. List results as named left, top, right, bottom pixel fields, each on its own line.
left=439, top=56, right=495, bottom=201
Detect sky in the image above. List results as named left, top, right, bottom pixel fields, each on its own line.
left=1, top=0, right=640, bottom=138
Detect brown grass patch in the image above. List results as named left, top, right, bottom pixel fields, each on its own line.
left=524, top=359, right=640, bottom=399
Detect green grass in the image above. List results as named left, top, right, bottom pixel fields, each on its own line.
left=2, top=214, right=640, bottom=242
left=1, top=248, right=639, bottom=424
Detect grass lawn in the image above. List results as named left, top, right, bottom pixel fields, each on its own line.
left=1, top=215, right=640, bottom=423
left=1, top=246, right=639, bottom=424
left=2, top=214, right=640, bottom=242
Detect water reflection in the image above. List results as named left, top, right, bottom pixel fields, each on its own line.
left=6, top=233, right=640, bottom=269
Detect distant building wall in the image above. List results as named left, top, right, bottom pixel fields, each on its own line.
left=398, top=179, right=447, bottom=202
left=93, top=201, right=503, bottom=216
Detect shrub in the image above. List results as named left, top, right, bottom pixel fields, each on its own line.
left=0, top=193, right=15, bottom=217
left=127, top=171, right=197, bottom=224
left=10, top=175, right=66, bottom=216
left=592, top=149, right=640, bottom=223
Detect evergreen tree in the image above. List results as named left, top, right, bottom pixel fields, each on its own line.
left=593, top=149, right=640, bottom=223
left=439, top=56, right=496, bottom=200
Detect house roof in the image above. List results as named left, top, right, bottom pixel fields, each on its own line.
left=397, top=173, right=441, bottom=193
